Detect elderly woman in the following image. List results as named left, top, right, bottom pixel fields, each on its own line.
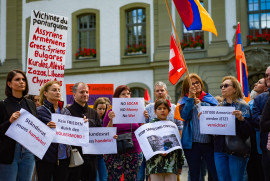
left=0, top=70, right=37, bottom=181
left=36, top=81, right=70, bottom=181
left=180, top=73, right=218, bottom=181
left=214, top=76, right=252, bottom=181
left=103, top=85, right=148, bottom=180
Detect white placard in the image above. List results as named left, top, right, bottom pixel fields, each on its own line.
left=5, top=109, right=55, bottom=159
left=200, top=106, right=236, bottom=135
left=135, top=121, right=182, bottom=160
left=112, top=98, right=145, bottom=124
left=52, top=114, right=89, bottom=146
left=82, top=127, right=117, bottom=154
left=26, top=10, right=68, bottom=95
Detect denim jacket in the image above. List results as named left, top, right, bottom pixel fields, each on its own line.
left=180, top=93, right=218, bottom=149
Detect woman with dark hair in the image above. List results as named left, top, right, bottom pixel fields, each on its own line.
left=36, top=80, right=69, bottom=181
left=25, top=94, right=41, bottom=108
left=103, top=85, right=148, bottom=180
left=179, top=73, right=218, bottom=181
left=0, top=69, right=37, bottom=181
left=214, top=76, right=252, bottom=181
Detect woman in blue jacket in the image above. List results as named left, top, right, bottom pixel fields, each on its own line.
left=36, top=81, right=70, bottom=181
left=214, top=76, right=252, bottom=181
left=180, top=73, right=218, bottom=181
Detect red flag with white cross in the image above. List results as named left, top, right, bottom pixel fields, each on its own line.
left=169, top=34, right=186, bottom=85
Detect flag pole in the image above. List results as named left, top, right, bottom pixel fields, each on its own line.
left=164, top=0, right=191, bottom=86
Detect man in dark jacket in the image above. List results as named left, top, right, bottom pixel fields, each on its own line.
left=62, top=82, right=101, bottom=181
left=253, top=66, right=270, bottom=180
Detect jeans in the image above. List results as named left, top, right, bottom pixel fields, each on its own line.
left=214, top=152, right=249, bottom=181
left=96, top=155, right=107, bottom=181
left=0, top=143, right=35, bottom=181
left=137, top=157, right=146, bottom=181
left=184, top=143, right=218, bottom=181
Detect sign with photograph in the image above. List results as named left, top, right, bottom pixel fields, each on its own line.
left=135, top=121, right=182, bottom=160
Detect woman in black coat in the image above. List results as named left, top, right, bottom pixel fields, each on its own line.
left=0, top=69, right=37, bottom=181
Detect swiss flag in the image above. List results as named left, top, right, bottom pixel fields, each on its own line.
left=169, top=34, right=186, bottom=85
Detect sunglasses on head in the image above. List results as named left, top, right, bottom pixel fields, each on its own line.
left=220, top=83, right=232, bottom=89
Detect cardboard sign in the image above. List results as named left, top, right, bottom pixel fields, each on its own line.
left=26, top=10, right=68, bottom=95
left=135, top=121, right=182, bottom=160
left=51, top=114, right=89, bottom=146
left=112, top=98, right=145, bottom=124
left=82, top=127, right=117, bottom=154
left=200, top=106, right=236, bottom=135
left=5, top=109, right=55, bottom=159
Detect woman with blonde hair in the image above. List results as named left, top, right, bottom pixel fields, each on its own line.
left=179, top=73, right=218, bottom=181
left=36, top=80, right=69, bottom=181
left=214, top=76, right=252, bottom=181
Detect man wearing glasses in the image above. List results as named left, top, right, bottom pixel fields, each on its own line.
left=252, top=66, right=270, bottom=181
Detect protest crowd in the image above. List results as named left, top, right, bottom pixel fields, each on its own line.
left=0, top=66, right=270, bottom=181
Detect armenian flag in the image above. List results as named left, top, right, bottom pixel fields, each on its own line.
left=173, top=0, right=217, bottom=36
left=235, top=23, right=249, bottom=97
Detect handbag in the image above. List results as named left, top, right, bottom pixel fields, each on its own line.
left=225, top=135, right=251, bottom=157
left=69, top=148, right=84, bottom=167
left=117, top=124, right=134, bottom=154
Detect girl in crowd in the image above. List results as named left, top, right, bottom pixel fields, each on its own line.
left=0, top=69, right=36, bottom=181
left=36, top=81, right=70, bottom=181
left=179, top=73, right=218, bottom=181
left=93, top=97, right=108, bottom=181
left=146, top=99, right=184, bottom=180
left=25, top=94, right=41, bottom=107
left=103, top=85, right=148, bottom=180
left=214, top=76, right=252, bottom=181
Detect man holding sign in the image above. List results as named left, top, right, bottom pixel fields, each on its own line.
left=62, top=82, right=101, bottom=181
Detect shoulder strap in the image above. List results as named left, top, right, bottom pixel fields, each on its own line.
left=42, top=105, right=52, bottom=114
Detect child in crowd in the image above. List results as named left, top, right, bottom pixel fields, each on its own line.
left=146, top=99, right=184, bottom=181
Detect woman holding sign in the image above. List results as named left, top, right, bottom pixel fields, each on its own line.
left=179, top=73, right=218, bottom=181
left=36, top=81, right=70, bottom=181
left=214, top=76, right=252, bottom=181
left=0, top=69, right=37, bottom=181
left=103, top=85, right=148, bottom=180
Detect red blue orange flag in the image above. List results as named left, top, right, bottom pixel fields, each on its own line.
left=169, top=34, right=187, bottom=85
left=173, top=0, right=217, bottom=36
left=235, top=23, right=249, bottom=97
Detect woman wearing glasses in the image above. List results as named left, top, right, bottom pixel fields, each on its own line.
left=214, top=76, right=252, bottom=181
left=179, top=73, right=218, bottom=181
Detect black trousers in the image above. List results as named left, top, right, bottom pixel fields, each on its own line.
left=68, top=157, right=98, bottom=181
left=36, top=158, right=70, bottom=181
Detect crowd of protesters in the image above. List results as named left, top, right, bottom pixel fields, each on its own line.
left=0, top=66, right=270, bottom=181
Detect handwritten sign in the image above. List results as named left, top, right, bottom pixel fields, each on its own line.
left=135, top=121, right=182, bottom=160
left=200, top=106, right=236, bottom=135
left=82, top=127, right=117, bottom=154
left=5, top=109, right=55, bottom=159
left=26, top=10, right=68, bottom=95
left=51, top=114, right=89, bottom=146
left=112, top=98, right=145, bottom=124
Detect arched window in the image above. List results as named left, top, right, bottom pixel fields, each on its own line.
left=130, top=87, right=145, bottom=97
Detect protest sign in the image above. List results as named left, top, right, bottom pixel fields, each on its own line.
left=26, top=10, right=68, bottom=95
left=135, top=121, right=182, bottom=160
left=5, top=109, right=55, bottom=159
left=199, top=106, right=236, bottom=135
left=112, top=98, right=145, bottom=124
left=52, top=114, right=89, bottom=146
left=82, top=127, right=117, bottom=154
left=66, top=84, right=113, bottom=108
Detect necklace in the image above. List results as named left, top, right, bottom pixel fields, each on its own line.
left=16, top=98, right=24, bottom=104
